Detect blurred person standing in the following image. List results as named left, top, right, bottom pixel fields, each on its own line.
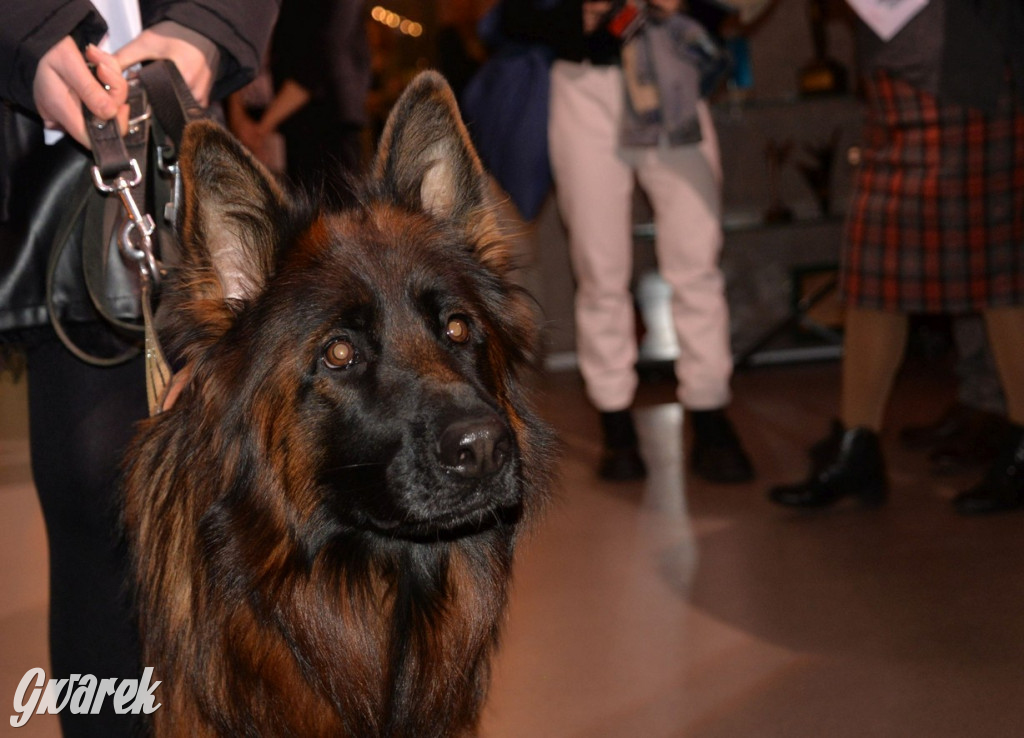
left=500, top=0, right=755, bottom=484
left=232, top=0, right=371, bottom=206
left=769, top=0, right=1024, bottom=515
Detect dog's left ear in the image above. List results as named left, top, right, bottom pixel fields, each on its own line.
left=373, top=71, right=495, bottom=232
left=177, top=120, right=290, bottom=305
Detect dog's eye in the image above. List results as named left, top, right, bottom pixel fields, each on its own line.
left=445, top=316, right=471, bottom=344
left=323, top=339, right=357, bottom=369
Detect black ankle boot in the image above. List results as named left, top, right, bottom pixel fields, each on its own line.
left=952, top=423, right=1024, bottom=515
left=769, top=425, right=887, bottom=508
left=598, top=410, right=647, bottom=481
left=689, top=409, right=754, bottom=483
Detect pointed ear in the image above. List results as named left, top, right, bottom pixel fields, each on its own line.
left=373, top=71, right=493, bottom=227
left=177, top=120, right=290, bottom=305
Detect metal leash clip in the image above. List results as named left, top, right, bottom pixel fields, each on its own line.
left=90, top=158, right=160, bottom=285
left=86, top=73, right=161, bottom=287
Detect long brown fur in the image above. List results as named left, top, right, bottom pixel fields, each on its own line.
left=121, top=71, right=554, bottom=737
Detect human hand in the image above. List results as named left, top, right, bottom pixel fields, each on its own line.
left=114, top=26, right=215, bottom=106
left=32, top=39, right=129, bottom=147
left=583, top=1, right=614, bottom=33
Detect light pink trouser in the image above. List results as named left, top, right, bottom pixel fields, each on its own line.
left=548, top=60, right=733, bottom=412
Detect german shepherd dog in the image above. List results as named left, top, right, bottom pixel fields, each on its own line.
left=122, top=72, right=554, bottom=737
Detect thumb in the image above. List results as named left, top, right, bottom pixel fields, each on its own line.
left=113, top=32, right=162, bottom=71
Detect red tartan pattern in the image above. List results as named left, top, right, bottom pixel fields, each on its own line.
left=840, top=69, right=1024, bottom=313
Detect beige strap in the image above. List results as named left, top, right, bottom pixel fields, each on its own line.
left=142, top=280, right=172, bottom=416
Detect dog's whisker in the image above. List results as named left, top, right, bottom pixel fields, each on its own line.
left=322, top=461, right=387, bottom=473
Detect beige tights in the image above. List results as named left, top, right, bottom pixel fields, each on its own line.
left=984, top=306, right=1024, bottom=426
left=838, top=305, right=1024, bottom=432
left=839, top=307, right=909, bottom=432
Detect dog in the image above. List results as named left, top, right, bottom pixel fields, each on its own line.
left=121, top=71, right=554, bottom=737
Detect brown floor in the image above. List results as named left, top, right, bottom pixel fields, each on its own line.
left=3, top=357, right=1024, bottom=737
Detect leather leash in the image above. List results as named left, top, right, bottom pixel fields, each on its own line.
left=80, top=60, right=207, bottom=416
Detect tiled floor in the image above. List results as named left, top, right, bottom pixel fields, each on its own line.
left=3, top=357, right=1024, bottom=737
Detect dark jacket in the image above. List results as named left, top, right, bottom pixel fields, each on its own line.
left=856, top=0, right=1024, bottom=112
left=2, top=0, right=281, bottom=115
left=500, top=0, right=622, bottom=65
left=271, top=0, right=370, bottom=128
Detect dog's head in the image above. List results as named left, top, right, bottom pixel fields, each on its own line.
left=160, top=72, right=549, bottom=542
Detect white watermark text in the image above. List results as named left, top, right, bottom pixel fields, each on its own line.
left=10, top=667, right=161, bottom=727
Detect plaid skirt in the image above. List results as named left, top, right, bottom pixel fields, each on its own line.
left=840, top=69, right=1024, bottom=313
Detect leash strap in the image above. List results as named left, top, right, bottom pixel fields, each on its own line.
left=82, top=61, right=206, bottom=415
left=45, top=78, right=149, bottom=369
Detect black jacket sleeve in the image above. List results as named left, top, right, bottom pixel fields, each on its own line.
left=500, top=0, right=619, bottom=65
left=1, top=0, right=280, bottom=113
left=1, top=0, right=108, bottom=113
left=142, top=0, right=281, bottom=100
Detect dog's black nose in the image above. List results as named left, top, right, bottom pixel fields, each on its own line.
left=437, top=417, right=511, bottom=478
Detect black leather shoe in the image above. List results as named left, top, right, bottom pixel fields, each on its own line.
left=689, top=409, right=754, bottom=484
left=769, top=425, right=887, bottom=508
left=952, top=424, right=1024, bottom=515
left=598, top=410, right=647, bottom=481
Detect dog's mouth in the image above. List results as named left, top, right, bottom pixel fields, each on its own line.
left=361, top=499, right=522, bottom=541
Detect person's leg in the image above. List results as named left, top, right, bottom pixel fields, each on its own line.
left=634, top=102, right=731, bottom=412
left=984, top=306, right=1024, bottom=425
left=633, top=103, right=751, bottom=482
left=954, top=305, right=1024, bottom=513
left=839, top=307, right=909, bottom=431
left=770, top=306, right=906, bottom=508
left=548, top=62, right=638, bottom=413
left=26, top=336, right=147, bottom=737
left=952, top=314, right=1007, bottom=415
left=900, top=314, right=1008, bottom=472
left=549, top=62, right=646, bottom=480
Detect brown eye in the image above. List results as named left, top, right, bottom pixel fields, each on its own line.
left=446, top=317, right=471, bottom=344
left=323, top=339, right=356, bottom=369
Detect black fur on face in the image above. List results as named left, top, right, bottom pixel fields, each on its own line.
left=158, top=71, right=549, bottom=545
left=269, top=208, right=531, bottom=541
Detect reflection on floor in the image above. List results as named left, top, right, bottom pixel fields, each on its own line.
left=3, top=357, right=1024, bottom=737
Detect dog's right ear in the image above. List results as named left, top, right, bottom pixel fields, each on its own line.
left=177, top=120, right=289, bottom=307
left=373, top=71, right=493, bottom=229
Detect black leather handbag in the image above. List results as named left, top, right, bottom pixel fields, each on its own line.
left=0, top=60, right=202, bottom=367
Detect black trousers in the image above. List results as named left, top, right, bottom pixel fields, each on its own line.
left=26, top=336, right=146, bottom=737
